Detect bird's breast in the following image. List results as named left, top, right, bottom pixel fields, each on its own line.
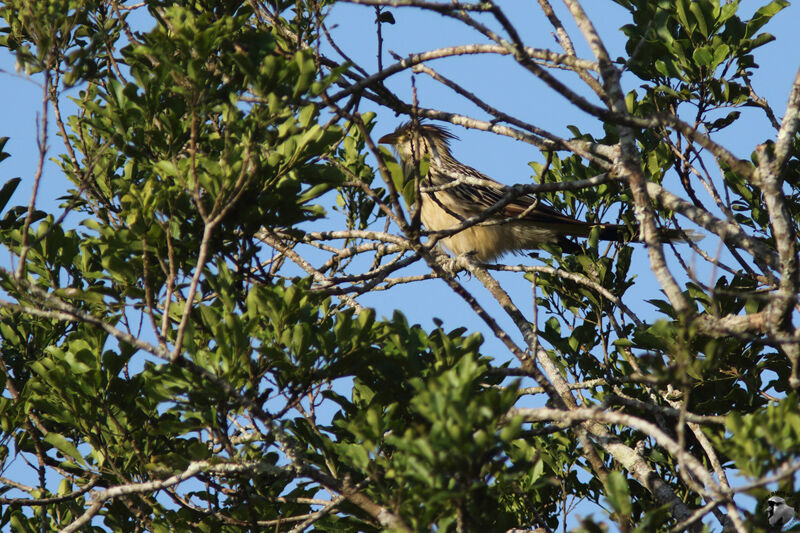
left=420, top=193, right=511, bottom=261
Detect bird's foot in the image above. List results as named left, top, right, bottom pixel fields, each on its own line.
left=434, top=252, right=461, bottom=277
left=438, top=251, right=481, bottom=279
left=431, top=251, right=476, bottom=278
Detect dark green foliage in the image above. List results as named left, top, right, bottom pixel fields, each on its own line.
left=0, top=0, right=797, bottom=531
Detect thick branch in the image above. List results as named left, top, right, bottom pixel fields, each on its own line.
left=513, top=407, right=721, bottom=497
left=774, top=66, right=800, bottom=172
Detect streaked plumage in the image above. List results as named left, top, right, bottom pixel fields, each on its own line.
left=378, top=121, right=633, bottom=261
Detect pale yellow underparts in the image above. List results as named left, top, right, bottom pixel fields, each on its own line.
left=420, top=192, right=589, bottom=262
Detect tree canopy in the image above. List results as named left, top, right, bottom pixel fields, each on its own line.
left=0, top=0, right=799, bottom=531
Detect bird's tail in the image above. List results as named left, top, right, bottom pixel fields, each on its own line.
left=564, top=223, right=703, bottom=244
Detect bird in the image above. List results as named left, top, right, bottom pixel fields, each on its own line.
left=766, top=496, right=796, bottom=531
left=379, top=121, right=695, bottom=262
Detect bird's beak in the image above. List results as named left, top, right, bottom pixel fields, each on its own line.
left=378, top=132, right=396, bottom=145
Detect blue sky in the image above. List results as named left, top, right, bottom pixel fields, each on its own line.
left=1, top=1, right=797, bottom=351
left=316, top=0, right=800, bottom=362
left=1, top=0, right=798, bottom=528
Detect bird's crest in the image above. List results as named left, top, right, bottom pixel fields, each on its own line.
left=380, top=121, right=459, bottom=166
left=382, top=121, right=458, bottom=149
left=400, top=121, right=458, bottom=146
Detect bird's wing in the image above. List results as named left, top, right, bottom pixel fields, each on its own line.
left=435, top=164, right=588, bottom=226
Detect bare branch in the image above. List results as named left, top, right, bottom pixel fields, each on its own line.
left=774, top=66, right=800, bottom=172
left=513, top=407, right=722, bottom=497
left=329, top=44, right=598, bottom=103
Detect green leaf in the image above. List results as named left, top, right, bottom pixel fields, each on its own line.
left=719, top=0, right=740, bottom=24
left=755, top=0, right=789, bottom=18
left=689, top=1, right=709, bottom=37
left=746, top=32, right=777, bottom=51
left=708, top=111, right=740, bottom=131
left=654, top=59, right=681, bottom=79
left=0, top=177, right=20, bottom=214
left=43, top=433, right=84, bottom=464
left=377, top=11, right=395, bottom=24
left=675, top=0, right=693, bottom=33
left=625, top=91, right=636, bottom=113
left=711, top=43, right=730, bottom=69
left=606, top=471, right=632, bottom=516
left=745, top=0, right=789, bottom=37
left=0, top=137, right=9, bottom=163
left=692, top=46, right=713, bottom=67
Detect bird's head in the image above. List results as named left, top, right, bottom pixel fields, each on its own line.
left=378, top=121, right=457, bottom=163
left=766, top=496, right=796, bottom=529
left=769, top=496, right=788, bottom=506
